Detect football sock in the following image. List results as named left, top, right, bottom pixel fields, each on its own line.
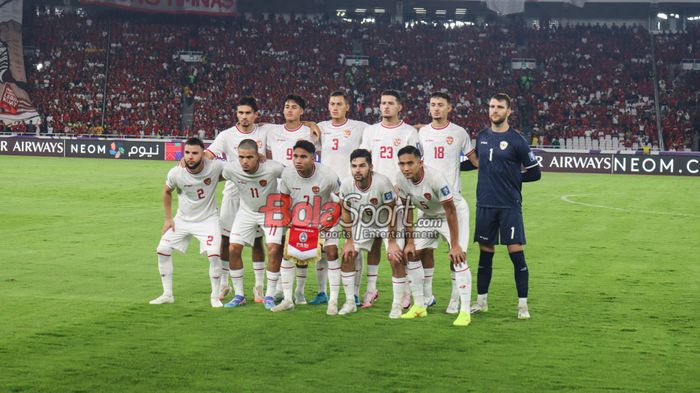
left=316, top=258, right=328, bottom=294
left=477, top=250, right=495, bottom=295
left=406, top=260, right=425, bottom=307
left=454, top=262, right=472, bottom=313
left=327, top=259, right=341, bottom=303
left=281, top=259, right=295, bottom=301
left=509, top=251, right=529, bottom=298
left=354, top=253, right=364, bottom=297
left=252, top=261, right=265, bottom=288
left=265, top=271, right=280, bottom=298
left=208, top=256, right=222, bottom=298
left=295, top=265, right=308, bottom=296
left=391, top=276, right=406, bottom=307
left=229, top=268, right=244, bottom=297
left=157, top=253, right=173, bottom=296
left=341, top=272, right=355, bottom=302
left=367, top=264, right=379, bottom=293
left=423, top=267, right=435, bottom=300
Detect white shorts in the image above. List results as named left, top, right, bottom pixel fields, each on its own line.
left=412, top=198, right=469, bottom=251
left=157, top=215, right=222, bottom=256
left=220, top=191, right=263, bottom=239
left=230, top=207, right=284, bottom=247
left=321, top=227, right=339, bottom=248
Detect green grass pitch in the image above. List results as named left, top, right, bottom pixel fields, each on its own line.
left=0, top=156, right=698, bottom=392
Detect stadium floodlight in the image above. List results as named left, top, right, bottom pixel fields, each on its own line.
left=375, top=8, right=385, bottom=14
left=36, top=63, right=43, bottom=71
left=414, top=7, right=427, bottom=14
left=436, top=9, right=447, bottom=15
left=455, top=8, right=467, bottom=15
left=355, top=8, right=366, bottom=14
left=657, top=13, right=668, bottom=20
left=688, top=16, right=700, bottom=21
left=336, top=9, right=346, bottom=17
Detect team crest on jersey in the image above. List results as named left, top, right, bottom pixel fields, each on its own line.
left=203, top=178, right=212, bottom=185
left=259, top=179, right=268, bottom=187
left=257, top=140, right=263, bottom=148
left=312, top=186, right=320, bottom=194
left=393, top=138, right=401, bottom=146
left=424, top=193, right=432, bottom=201
left=369, top=197, right=378, bottom=205
left=500, top=141, right=509, bottom=150
left=344, top=130, right=351, bottom=138
left=446, top=136, right=454, bottom=145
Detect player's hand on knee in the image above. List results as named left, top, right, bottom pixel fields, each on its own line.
left=449, top=246, right=465, bottom=265
left=387, top=241, right=404, bottom=265
left=342, top=242, right=357, bottom=263
left=403, top=242, right=416, bottom=261
left=162, top=218, right=174, bottom=235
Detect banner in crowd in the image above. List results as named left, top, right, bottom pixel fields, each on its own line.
left=80, top=0, right=237, bottom=16
left=532, top=150, right=699, bottom=176
left=0, top=0, right=39, bottom=122
left=65, top=139, right=164, bottom=160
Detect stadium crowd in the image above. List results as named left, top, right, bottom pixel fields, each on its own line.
left=21, top=9, right=700, bottom=150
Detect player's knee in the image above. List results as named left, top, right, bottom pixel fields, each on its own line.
left=268, top=244, right=281, bottom=260
left=324, top=247, right=338, bottom=261
left=228, top=243, right=244, bottom=256
left=156, top=245, right=173, bottom=255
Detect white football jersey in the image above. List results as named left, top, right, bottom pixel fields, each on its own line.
left=279, top=163, right=340, bottom=207
left=396, top=165, right=454, bottom=218
left=360, top=121, right=419, bottom=184
left=318, top=119, right=369, bottom=179
left=165, top=160, right=224, bottom=222
left=339, top=172, right=395, bottom=230
left=206, top=124, right=269, bottom=196
left=419, top=122, right=474, bottom=201
left=222, top=160, right=285, bottom=212
left=265, top=123, right=317, bottom=166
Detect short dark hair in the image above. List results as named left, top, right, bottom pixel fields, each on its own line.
left=381, top=89, right=402, bottom=104
left=238, top=139, right=258, bottom=151
left=491, top=93, right=512, bottom=109
left=397, top=145, right=422, bottom=159
left=330, top=90, right=349, bottom=104
left=285, top=94, right=306, bottom=109
left=236, top=96, right=258, bottom=112
left=293, top=140, right=315, bottom=154
left=430, top=92, right=451, bottom=104
left=185, top=137, right=205, bottom=150
left=350, top=148, right=372, bottom=165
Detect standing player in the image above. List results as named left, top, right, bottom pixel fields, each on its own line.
left=150, top=137, right=226, bottom=308
left=395, top=146, right=473, bottom=326
left=418, top=92, right=479, bottom=313
left=265, top=94, right=322, bottom=304
left=206, top=97, right=269, bottom=303
left=272, top=141, right=341, bottom=313
left=471, top=93, right=541, bottom=319
left=359, top=89, right=419, bottom=310
left=316, top=91, right=370, bottom=306
left=221, top=139, right=286, bottom=310
left=339, top=149, right=403, bottom=317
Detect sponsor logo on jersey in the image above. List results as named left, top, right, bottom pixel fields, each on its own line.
left=500, top=141, right=509, bottom=150
left=440, top=186, right=450, bottom=196
left=383, top=191, right=393, bottom=201
left=370, top=197, right=378, bottom=205
left=393, top=138, right=402, bottom=146
left=204, top=178, right=212, bottom=185
left=424, top=193, right=432, bottom=201
left=446, top=136, right=454, bottom=145
left=312, top=186, right=320, bottom=194
left=480, top=141, right=488, bottom=145
left=259, top=179, right=268, bottom=187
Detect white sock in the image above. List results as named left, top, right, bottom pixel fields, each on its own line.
left=341, top=272, right=355, bottom=304
left=280, top=259, right=295, bottom=302
left=229, top=268, right=244, bottom=297
left=450, top=271, right=459, bottom=301
left=391, top=276, right=406, bottom=307
left=406, top=261, right=425, bottom=307
left=208, top=256, right=222, bottom=298
left=354, top=253, right=364, bottom=297
left=327, top=259, right=341, bottom=303
left=423, top=267, right=434, bottom=300
left=252, top=261, right=265, bottom=288
left=295, top=266, right=308, bottom=296
left=220, top=258, right=230, bottom=289
left=367, top=264, right=379, bottom=293
left=157, top=253, right=173, bottom=296
left=265, top=271, right=280, bottom=298
left=477, top=293, right=488, bottom=305
left=316, top=258, right=328, bottom=294
left=454, top=262, right=472, bottom=313
left=518, top=298, right=528, bottom=308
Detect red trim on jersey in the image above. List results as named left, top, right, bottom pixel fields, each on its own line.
left=235, top=124, right=255, bottom=134
left=431, top=121, right=451, bottom=130
left=298, top=164, right=316, bottom=179
left=355, top=175, right=373, bottom=192
left=185, top=159, right=206, bottom=174
left=331, top=118, right=349, bottom=127
left=411, top=169, right=425, bottom=185
left=284, top=123, right=304, bottom=132
left=205, top=148, right=218, bottom=158
left=465, top=148, right=476, bottom=157
left=208, top=254, right=221, bottom=258
left=381, top=121, right=404, bottom=129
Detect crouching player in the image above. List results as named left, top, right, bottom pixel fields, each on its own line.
left=396, top=146, right=473, bottom=326
left=150, top=137, right=226, bottom=308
